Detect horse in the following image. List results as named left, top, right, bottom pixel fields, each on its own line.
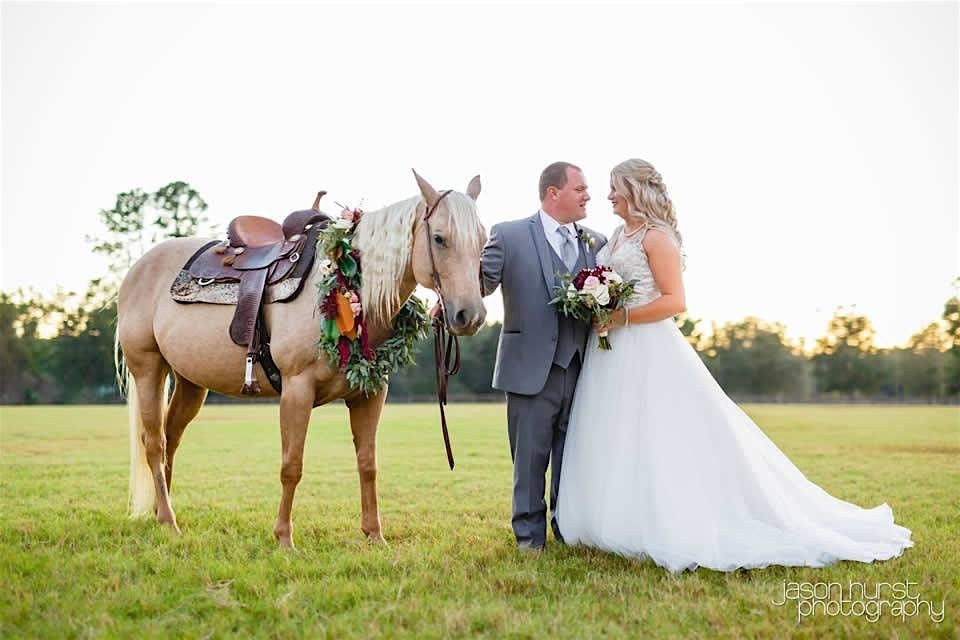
left=116, top=171, right=487, bottom=548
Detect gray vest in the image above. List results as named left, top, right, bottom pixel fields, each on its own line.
left=549, top=243, right=588, bottom=368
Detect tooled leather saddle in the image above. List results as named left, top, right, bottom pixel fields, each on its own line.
left=170, top=193, right=331, bottom=394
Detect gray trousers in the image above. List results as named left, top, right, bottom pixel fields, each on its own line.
left=506, top=354, right=582, bottom=548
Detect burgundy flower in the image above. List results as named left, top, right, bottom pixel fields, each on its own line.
left=338, top=336, right=351, bottom=368
left=321, top=288, right=339, bottom=318
left=359, top=314, right=375, bottom=360
left=572, top=269, right=590, bottom=290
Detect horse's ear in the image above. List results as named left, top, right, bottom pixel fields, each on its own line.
left=412, top=169, right=439, bottom=208
left=466, top=175, right=481, bottom=201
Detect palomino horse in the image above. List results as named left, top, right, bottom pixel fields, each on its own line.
left=117, top=172, right=486, bottom=547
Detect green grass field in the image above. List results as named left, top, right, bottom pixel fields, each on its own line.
left=1, top=403, right=958, bottom=639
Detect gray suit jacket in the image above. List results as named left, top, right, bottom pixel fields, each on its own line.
left=481, top=213, right=607, bottom=395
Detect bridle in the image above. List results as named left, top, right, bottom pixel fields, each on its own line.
left=422, top=190, right=461, bottom=470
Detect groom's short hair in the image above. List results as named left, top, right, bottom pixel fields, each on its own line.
left=539, top=161, right=581, bottom=201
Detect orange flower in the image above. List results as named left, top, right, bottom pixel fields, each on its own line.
left=336, top=291, right=357, bottom=340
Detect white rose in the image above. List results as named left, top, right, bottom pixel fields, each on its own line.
left=605, top=271, right=623, bottom=284
left=581, top=276, right=607, bottom=305
left=333, top=217, right=353, bottom=230
left=592, top=284, right=610, bottom=306
left=318, top=259, right=335, bottom=275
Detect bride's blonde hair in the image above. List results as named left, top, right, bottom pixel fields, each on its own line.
left=611, top=158, right=682, bottom=248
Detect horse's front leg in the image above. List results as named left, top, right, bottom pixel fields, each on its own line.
left=273, top=373, right=315, bottom=549
left=346, top=386, right=388, bottom=544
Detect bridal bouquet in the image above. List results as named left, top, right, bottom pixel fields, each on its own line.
left=549, top=266, right=636, bottom=350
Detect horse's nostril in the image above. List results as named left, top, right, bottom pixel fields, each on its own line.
left=455, top=309, right=468, bottom=327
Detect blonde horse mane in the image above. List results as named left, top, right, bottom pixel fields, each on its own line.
left=351, top=191, right=483, bottom=326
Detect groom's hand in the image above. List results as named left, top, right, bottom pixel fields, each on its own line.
left=479, top=224, right=504, bottom=297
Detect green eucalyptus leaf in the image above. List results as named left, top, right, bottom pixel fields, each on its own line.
left=339, top=254, right=357, bottom=278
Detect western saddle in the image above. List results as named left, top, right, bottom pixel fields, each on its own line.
left=180, top=192, right=331, bottom=394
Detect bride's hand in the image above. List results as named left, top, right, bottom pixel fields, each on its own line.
left=594, top=308, right=626, bottom=334
left=593, top=321, right=612, bottom=334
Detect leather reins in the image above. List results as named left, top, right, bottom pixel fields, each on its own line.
left=423, top=190, right=460, bottom=470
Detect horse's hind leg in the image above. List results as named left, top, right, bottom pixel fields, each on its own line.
left=164, top=373, right=208, bottom=495
left=129, top=353, right=180, bottom=531
left=346, top=386, right=388, bottom=544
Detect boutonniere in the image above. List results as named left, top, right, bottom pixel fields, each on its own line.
left=576, top=226, right=596, bottom=250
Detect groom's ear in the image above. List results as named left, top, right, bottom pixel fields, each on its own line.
left=466, top=175, right=481, bottom=201
left=412, top=169, right=440, bottom=208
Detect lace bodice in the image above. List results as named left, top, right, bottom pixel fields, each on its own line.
left=596, top=225, right=661, bottom=308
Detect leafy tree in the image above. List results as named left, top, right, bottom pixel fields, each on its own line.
left=811, top=307, right=880, bottom=396
left=39, top=279, right=119, bottom=402
left=908, top=322, right=951, bottom=352
left=675, top=313, right=703, bottom=349
left=891, top=323, right=948, bottom=400
left=87, top=181, right=207, bottom=278
left=0, top=292, right=40, bottom=403
left=88, top=188, right=150, bottom=278
left=386, top=321, right=503, bottom=400
left=152, top=181, right=209, bottom=239
left=700, top=317, right=807, bottom=396
left=454, top=322, right=501, bottom=395
left=0, top=290, right=66, bottom=403
left=941, top=282, right=960, bottom=396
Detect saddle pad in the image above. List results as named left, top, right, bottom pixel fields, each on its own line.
left=170, top=270, right=306, bottom=305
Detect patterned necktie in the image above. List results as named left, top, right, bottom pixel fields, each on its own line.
left=557, top=226, right=578, bottom=272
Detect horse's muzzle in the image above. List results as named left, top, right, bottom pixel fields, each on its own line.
left=446, top=301, right=486, bottom=336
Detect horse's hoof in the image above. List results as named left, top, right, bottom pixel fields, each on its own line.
left=275, top=534, right=295, bottom=549
left=159, top=520, right=181, bottom=536
left=366, top=532, right=387, bottom=546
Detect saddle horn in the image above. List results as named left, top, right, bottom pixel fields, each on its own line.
left=312, top=190, right=327, bottom=210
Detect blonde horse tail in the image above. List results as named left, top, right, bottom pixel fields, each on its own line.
left=114, top=323, right=127, bottom=397
left=126, top=372, right=159, bottom=518
left=116, top=325, right=156, bottom=517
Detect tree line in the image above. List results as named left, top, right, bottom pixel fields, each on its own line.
left=2, top=182, right=957, bottom=404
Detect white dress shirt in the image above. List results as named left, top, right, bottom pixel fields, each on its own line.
left=538, top=209, right=579, bottom=261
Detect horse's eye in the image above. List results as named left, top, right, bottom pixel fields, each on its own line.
left=433, top=234, right=444, bottom=246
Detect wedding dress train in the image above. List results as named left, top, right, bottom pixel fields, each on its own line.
left=555, top=226, right=912, bottom=572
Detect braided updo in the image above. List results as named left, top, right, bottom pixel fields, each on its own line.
left=611, top=158, right=682, bottom=248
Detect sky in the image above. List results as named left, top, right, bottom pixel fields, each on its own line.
left=2, top=1, right=958, bottom=349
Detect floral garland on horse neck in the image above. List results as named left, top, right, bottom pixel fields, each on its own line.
left=316, top=207, right=430, bottom=396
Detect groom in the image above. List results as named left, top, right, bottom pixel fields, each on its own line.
left=480, top=162, right=606, bottom=550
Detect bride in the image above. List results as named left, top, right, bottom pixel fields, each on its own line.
left=554, top=158, right=913, bottom=572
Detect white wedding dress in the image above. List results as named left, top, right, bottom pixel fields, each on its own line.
left=555, top=226, right=913, bottom=572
